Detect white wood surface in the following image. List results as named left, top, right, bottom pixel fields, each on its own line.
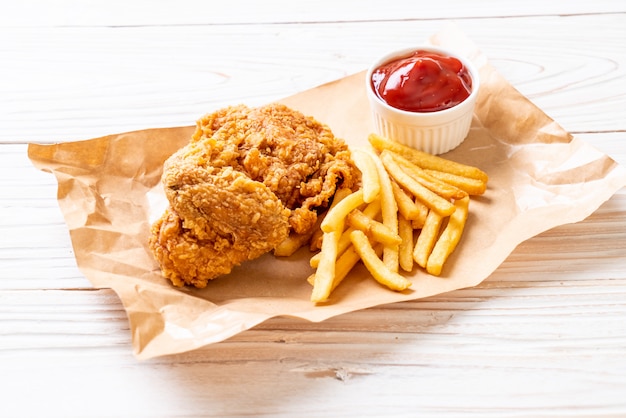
left=1, top=2, right=625, bottom=417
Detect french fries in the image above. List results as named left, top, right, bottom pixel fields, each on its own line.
left=387, top=151, right=468, bottom=201
left=310, top=199, right=382, bottom=269
left=424, top=169, right=487, bottom=196
left=369, top=133, right=489, bottom=183
left=307, top=136, right=487, bottom=303
left=398, top=214, right=414, bottom=272
left=426, top=196, right=470, bottom=276
left=380, top=150, right=456, bottom=217
left=367, top=148, right=400, bottom=273
left=347, top=209, right=401, bottom=247
left=321, top=189, right=365, bottom=233
left=413, top=209, right=444, bottom=268
left=310, top=229, right=341, bottom=302
left=308, top=187, right=352, bottom=252
left=351, top=148, right=381, bottom=203
left=391, top=180, right=427, bottom=224
left=350, top=230, right=412, bottom=291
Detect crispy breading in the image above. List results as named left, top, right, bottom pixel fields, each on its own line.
left=150, top=174, right=290, bottom=288
left=149, top=103, right=358, bottom=288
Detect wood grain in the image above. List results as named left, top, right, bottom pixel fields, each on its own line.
left=1, top=14, right=624, bottom=143
left=1, top=2, right=625, bottom=417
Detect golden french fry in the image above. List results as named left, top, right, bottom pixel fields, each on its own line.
left=350, top=230, right=411, bottom=291
left=309, top=232, right=324, bottom=252
left=410, top=199, right=429, bottom=229
left=274, top=232, right=312, bottom=257
left=380, top=150, right=455, bottom=217
left=331, top=187, right=354, bottom=206
left=347, top=209, right=402, bottom=247
left=368, top=133, right=489, bottom=182
left=321, top=189, right=365, bottom=233
left=367, top=150, right=400, bottom=273
left=427, top=196, right=470, bottom=276
left=391, top=180, right=426, bottom=222
left=329, top=244, right=365, bottom=292
left=361, top=197, right=383, bottom=219
left=389, top=151, right=468, bottom=200
left=398, top=214, right=414, bottom=272
left=310, top=229, right=342, bottom=303
left=413, top=209, right=444, bottom=268
left=307, top=247, right=362, bottom=289
left=352, top=148, right=381, bottom=203
left=309, top=252, right=321, bottom=268
left=424, top=169, right=487, bottom=196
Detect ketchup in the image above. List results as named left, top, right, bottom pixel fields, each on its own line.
left=371, top=50, right=472, bottom=112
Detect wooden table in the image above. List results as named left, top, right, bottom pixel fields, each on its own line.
left=2, top=2, right=625, bottom=416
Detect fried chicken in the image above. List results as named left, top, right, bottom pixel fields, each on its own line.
left=149, top=103, right=359, bottom=288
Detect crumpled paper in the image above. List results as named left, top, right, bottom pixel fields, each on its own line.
left=28, top=24, right=626, bottom=359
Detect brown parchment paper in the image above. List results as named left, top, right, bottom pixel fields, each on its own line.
left=28, top=24, right=626, bottom=359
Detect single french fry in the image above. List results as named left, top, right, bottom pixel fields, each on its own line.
left=413, top=209, right=444, bottom=268
left=368, top=133, right=489, bottom=182
left=331, top=187, right=354, bottom=206
left=380, top=150, right=456, bottom=217
left=391, top=180, right=425, bottom=221
left=347, top=209, right=402, bottom=247
left=330, top=244, right=363, bottom=292
left=309, top=252, right=322, bottom=268
left=352, top=148, right=381, bottom=203
left=398, top=214, right=414, bottom=272
left=367, top=150, right=400, bottom=273
left=427, top=196, right=470, bottom=276
left=410, top=198, right=429, bottom=229
left=321, top=189, right=365, bottom=233
left=309, top=232, right=324, bottom=252
left=361, top=197, right=383, bottom=219
left=389, top=151, right=468, bottom=200
left=274, top=232, right=312, bottom=257
left=310, top=229, right=342, bottom=303
left=424, top=169, right=487, bottom=196
left=350, top=230, right=412, bottom=291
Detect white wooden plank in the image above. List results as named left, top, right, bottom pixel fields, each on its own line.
left=1, top=287, right=625, bottom=417
left=1, top=15, right=624, bottom=144
left=1, top=0, right=625, bottom=27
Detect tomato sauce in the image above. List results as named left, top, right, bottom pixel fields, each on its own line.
left=371, top=50, right=472, bottom=112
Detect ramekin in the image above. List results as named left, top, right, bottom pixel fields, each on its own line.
left=365, top=45, right=480, bottom=155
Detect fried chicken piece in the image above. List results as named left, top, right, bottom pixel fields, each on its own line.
left=150, top=168, right=291, bottom=288
left=149, top=103, right=359, bottom=288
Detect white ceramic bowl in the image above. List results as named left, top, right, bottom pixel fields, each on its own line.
left=365, top=45, right=480, bottom=155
